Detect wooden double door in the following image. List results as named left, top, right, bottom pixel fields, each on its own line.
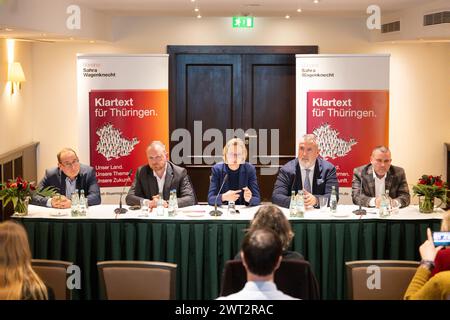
left=168, top=46, right=318, bottom=202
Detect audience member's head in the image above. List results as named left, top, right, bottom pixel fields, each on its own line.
left=248, top=205, right=294, bottom=251
left=0, top=221, right=48, bottom=300
left=241, top=228, right=282, bottom=278
left=57, top=148, right=80, bottom=180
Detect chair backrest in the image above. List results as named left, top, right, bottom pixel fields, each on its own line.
left=31, top=259, right=73, bottom=300
left=346, top=260, right=420, bottom=300
left=97, top=261, right=177, bottom=300
left=220, top=259, right=320, bottom=300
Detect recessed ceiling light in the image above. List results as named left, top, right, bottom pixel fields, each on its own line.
left=5, top=28, right=13, bottom=32
left=197, top=14, right=202, bottom=19
left=89, top=40, right=95, bottom=43
left=69, top=37, right=74, bottom=40
left=191, top=0, right=195, bottom=2
left=313, top=0, right=319, bottom=4
left=297, top=8, right=302, bottom=13
left=285, top=15, right=290, bottom=19
left=194, top=8, right=199, bottom=12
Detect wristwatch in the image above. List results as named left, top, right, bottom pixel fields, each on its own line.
left=420, top=260, right=435, bottom=271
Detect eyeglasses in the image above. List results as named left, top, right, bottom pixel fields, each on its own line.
left=61, top=159, right=79, bottom=168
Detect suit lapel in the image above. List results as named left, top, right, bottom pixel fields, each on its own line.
left=385, top=167, right=394, bottom=193
left=312, top=158, right=321, bottom=193
left=163, top=163, right=174, bottom=199
left=365, top=165, right=376, bottom=197
left=146, top=166, right=159, bottom=197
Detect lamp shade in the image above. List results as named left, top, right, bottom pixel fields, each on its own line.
left=8, top=62, right=26, bottom=82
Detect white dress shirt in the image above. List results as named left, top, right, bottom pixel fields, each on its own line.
left=153, top=163, right=168, bottom=194
left=369, top=170, right=386, bottom=207
left=216, top=281, right=298, bottom=300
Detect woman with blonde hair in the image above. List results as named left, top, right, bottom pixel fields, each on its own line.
left=235, top=205, right=304, bottom=260
left=208, top=138, right=260, bottom=206
left=0, top=221, right=53, bottom=300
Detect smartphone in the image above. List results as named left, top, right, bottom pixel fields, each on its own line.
left=129, top=205, right=141, bottom=210
left=433, top=232, right=450, bottom=246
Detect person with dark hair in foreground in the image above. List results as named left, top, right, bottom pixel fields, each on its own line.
left=234, top=205, right=304, bottom=260
left=217, top=228, right=297, bottom=300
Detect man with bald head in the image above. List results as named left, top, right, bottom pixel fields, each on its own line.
left=126, top=141, right=196, bottom=208
left=31, top=148, right=101, bottom=208
left=352, top=146, right=410, bottom=208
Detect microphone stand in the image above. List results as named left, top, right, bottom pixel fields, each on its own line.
left=353, top=171, right=367, bottom=215
left=209, top=174, right=228, bottom=217
left=114, top=169, right=133, bottom=214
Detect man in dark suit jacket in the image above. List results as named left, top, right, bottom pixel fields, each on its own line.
left=352, top=146, right=410, bottom=208
left=126, top=141, right=196, bottom=208
left=272, top=134, right=339, bottom=208
left=31, top=148, right=101, bottom=208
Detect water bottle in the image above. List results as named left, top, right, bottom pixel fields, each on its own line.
left=296, top=190, right=305, bottom=218
left=379, top=192, right=389, bottom=218
left=168, top=190, right=177, bottom=217
left=228, top=200, right=236, bottom=214
left=156, top=193, right=164, bottom=217
left=289, top=190, right=297, bottom=217
left=330, top=186, right=338, bottom=214
left=79, top=189, right=87, bottom=216
left=71, top=190, right=80, bottom=217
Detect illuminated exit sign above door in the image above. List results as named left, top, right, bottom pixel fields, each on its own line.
left=232, top=16, right=254, bottom=28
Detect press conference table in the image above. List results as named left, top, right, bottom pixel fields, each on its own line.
left=14, top=204, right=445, bottom=300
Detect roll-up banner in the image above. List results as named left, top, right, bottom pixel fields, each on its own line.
left=296, top=54, right=389, bottom=200
left=77, top=54, right=169, bottom=203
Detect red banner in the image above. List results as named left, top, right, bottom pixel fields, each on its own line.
left=89, top=89, right=168, bottom=187
left=307, top=90, right=389, bottom=187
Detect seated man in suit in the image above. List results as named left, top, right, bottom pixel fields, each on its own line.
left=352, top=146, right=410, bottom=208
left=126, top=141, right=196, bottom=208
left=31, top=148, right=101, bottom=208
left=217, top=228, right=297, bottom=300
left=272, top=133, right=339, bottom=208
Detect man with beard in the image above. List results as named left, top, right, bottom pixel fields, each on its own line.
left=272, top=134, right=339, bottom=208
left=126, top=141, right=196, bottom=209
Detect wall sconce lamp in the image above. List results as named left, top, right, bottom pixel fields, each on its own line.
left=8, top=62, right=26, bottom=94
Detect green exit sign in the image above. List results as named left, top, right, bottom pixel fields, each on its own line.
left=232, top=16, right=254, bottom=28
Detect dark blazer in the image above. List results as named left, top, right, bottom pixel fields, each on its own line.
left=31, top=164, right=101, bottom=207
left=352, top=164, right=411, bottom=208
left=272, top=157, right=339, bottom=208
left=207, top=162, right=261, bottom=206
left=125, top=161, right=196, bottom=208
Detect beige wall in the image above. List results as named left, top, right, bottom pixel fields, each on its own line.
left=13, top=16, right=450, bottom=203
left=0, top=40, right=34, bottom=155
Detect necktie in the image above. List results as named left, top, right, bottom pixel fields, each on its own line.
left=304, top=169, right=312, bottom=193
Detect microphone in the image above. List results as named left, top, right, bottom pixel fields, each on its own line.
left=114, top=169, right=133, bottom=214
left=209, top=174, right=228, bottom=217
left=353, top=169, right=367, bottom=215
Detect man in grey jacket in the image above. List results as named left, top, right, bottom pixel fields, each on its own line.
left=126, top=141, right=197, bottom=208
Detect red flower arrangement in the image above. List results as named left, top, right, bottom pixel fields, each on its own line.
left=0, top=177, right=55, bottom=215
left=413, top=175, right=448, bottom=213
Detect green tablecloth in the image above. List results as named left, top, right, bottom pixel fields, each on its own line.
left=17, top=218, right=440, bottom=300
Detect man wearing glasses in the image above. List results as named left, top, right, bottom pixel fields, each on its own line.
left=352, top=145, right=410, bottom=208
left=32, top=148, right=101, bottom=208
left=125, top=141, right=196, bottom=209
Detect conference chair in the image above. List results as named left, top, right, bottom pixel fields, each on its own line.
left=346, top=260, right=420, bottom=300
left=31, top=259, right=73, bottom=300
left=220, top=259, right=320, bottom=300
left=97, top=261, right=177, bottom=300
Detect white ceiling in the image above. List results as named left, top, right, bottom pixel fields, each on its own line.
left=74, top=0, right=430, bottom=17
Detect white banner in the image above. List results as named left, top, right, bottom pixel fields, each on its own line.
left=296, top=54, right=390, bottom=202
left=77, top=54, right=169, bottom=204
